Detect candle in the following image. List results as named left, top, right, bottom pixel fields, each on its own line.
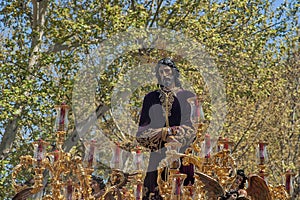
left=116, top=143, right=120, bottom=162
left=59, top=103, right=66, bottom=131
left=135, top=182, right=143, bottom=200
left=66, top=180, right=73, bottom=200
left=217, top=137, right=222, bottom=152
left=195, top=98, right=200, bottom=120
left=188, top=96, right=204, bottom=124
left=171, top=173, right=186, bottom=199
left=37, top=139, right=44, bottom=162
left=224, top=138, right=229, bottom=150
left=285, top=170, right=294, bottom=195
left=88, top=140, right=96, bottom=168
left=286, top=173, right=291, bottom=194
left=55, top=103, right=69, bottom=132
left=54, top=149, right=59, bottom=161
left=259, top=142, right=265, bottom=165
left=110, top=143, right=121, bottom=169
left=136, top=148, right=141, bottom=170
left=188, top=182, right=194, bottom=196
left=176, top=177, right=181, bottom=195
left=205, top=134, right=211, bottom=158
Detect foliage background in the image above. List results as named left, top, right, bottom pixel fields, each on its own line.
left=0, top=0, right=299, bottom=199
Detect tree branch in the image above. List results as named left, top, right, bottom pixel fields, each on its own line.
left=0, top=117, right=19, bottom=156
left=63, top=103, right=109, bottom=152
left=149, top=0, right=163, bottom=28
left=47, top=38, right=101, bottom=53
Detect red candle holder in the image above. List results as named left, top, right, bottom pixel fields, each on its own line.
left=133, top=146, right=144, bottom=171
left=284, top=170, right=295, bottom=195
left=187, top=96, right=205, bottom=125
left=257, top=141, right=268, bottom=165
left=53, top=149, right=59, bottom=162
left=65, top=179, right=73, bottom=200
left=204, top=134, right=211, bottom=159
left=83, top=140, right=98, bottom=168
left=135, top=182, right=143, bottom=200
left=217, top=137, right=234, bottom=153
left=110, top=142, right=123, bottom=169
left=170, top=173, right=187, bottom=199
left=33, top=139, right=48, bottom=165
left=217, top=137, right=223, bottom=152
left=54, top=103, right=70, bottom=132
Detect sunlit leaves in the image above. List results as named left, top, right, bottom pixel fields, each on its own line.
left=0, top=0, right=299, bottom=198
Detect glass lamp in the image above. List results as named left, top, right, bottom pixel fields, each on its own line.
left=187, top=96, right=206, bottom=156
left=170, top=173, right=187, bottom=200
left=33, top=139, right=48, bottom=166
left=257, top=142, right=268, bottom=165
left=133, top=146, right=144, bottom=171
left=110, top=142, right=123, bottom=169
left=187, top=96, right=205, bottom=125
left=217, top=137, right=234, bottom=153
left=133, top=147, right=144, bottom=200
left=204, top=134, right=211, bottom=159
left=165, top=138, right=182, bottom=169
left=54, top=102, right=70, bottom=132
left=284, top=170, right=295, bottom=196
left=65, top=179, right=74, bottom=200
left=83, top=139, right=99, bottom=169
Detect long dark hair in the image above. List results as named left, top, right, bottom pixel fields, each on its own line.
left=155, top=58, right=181, bottom=88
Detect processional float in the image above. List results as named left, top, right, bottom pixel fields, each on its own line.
left=12, top=99, right=298, bottom=199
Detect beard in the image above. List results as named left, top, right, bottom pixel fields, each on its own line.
left=161, top=76, right=174, bottom=88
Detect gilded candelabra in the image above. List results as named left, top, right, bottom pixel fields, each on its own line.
left=157, top=136, right=237, bottom=200
left=156, top=96, right=292, bottom=200
left=12, top=103, right=95, bottom=200
left=157, top=139, right=294, bottom=200
left=101, top=145, right=144, bottom=200
left=11, top=99, right=296, bottom=200
left=256, top=142, right=292, bottom=200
